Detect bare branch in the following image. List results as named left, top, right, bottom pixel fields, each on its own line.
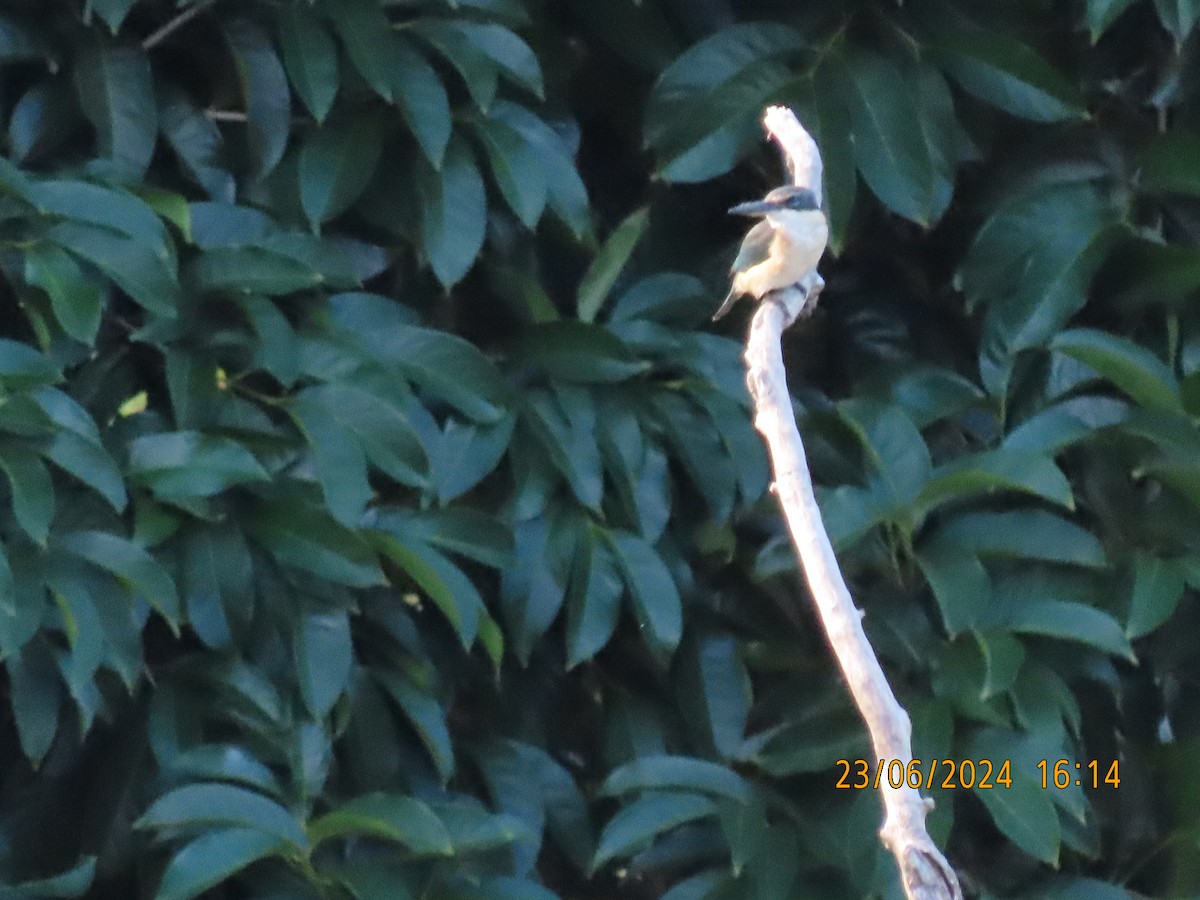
left=742, top=105, right=962, bottom=900
left=205, top=109, right=249, bottom=122
left=142, top=0, right=217, bottom=50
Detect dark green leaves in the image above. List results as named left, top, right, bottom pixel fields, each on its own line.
left=416, top=134, right=487, bottom=288
left=25, top=243, right=103, bottom=343
left=961, top=184, right=1119, bottom=395
left=224, top=19, right=291, bottom=180
left=645, top=23, right=804, bottom=181
left=309, top=793, right=453, bottom=855
left=137, top=782, right=309, bottom=849
left=74, top=42, right=157, bottom=175
left=935, top=31, right=1086, bottom=122
left=833, top=52, right=954, bottom=226
left=278, top=6, right=339, bottom=124
left=127, top=431, right=268, bottom=500
left=299, top=114, right=383, bottom=229
left=152, top=829, right=291, bottom=900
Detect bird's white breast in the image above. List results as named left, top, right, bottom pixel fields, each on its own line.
left=734, top=209, right=827, bottom=298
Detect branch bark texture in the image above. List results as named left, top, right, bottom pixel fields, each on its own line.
left=744, top=105, right=962, bottom=900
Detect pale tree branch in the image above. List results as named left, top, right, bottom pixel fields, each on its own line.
left=142, top=0, right=218, bottom=50
left=743, top=105, right=962, bottom=900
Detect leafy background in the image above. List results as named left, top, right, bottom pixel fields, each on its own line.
left=0, top=0, right=1198, bottom=897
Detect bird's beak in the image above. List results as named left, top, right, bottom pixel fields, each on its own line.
left=728, top=199, right=784, bottom=216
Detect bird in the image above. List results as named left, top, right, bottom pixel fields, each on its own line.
left=712, top=185, right=829, bottom=321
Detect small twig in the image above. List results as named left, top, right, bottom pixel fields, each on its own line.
left=744, top=106, right=962, bottom=900
left=142, top=0, right=217, bottom=50
left=205, top=109, right=249, bottom=123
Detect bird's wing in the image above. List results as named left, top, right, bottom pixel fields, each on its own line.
left=730, top=219, right=774, bottom=273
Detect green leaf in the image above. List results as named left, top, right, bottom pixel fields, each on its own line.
left=412, top=20, right=500, bottom=110
left=127, top=431, right=269, bottom=500
left=328, top=0, right=395, bottom=100
left=13, top=856, right=96, bottom=897
left=137, top=782, right=308, bottom=849
left=288, top=391, right=372, bottom=527
left=801, top=61, right=857, bottom=253
left=31, top=177, right=170, bottom=250
left=433, top=415, right=514, bottom=502
left=577, top=207, right=649, bottom=322
left=1141, top=134, right=1200, bottom=196
left=0, top=440, right=53, bottom=544
left=1087, top=0, right=1139, bottom=38
left=473, top=739, right=593, bottom=870
left=961, top=184, right=1118, bottom=395
left=377, top=507, right=514, bottom=569
left=375, top=671, right=455, bottom=783
left=833, top=50, right=950, bottom=226
left=91, top=0, right=138, bottom=31
left=1050, top=328, right=1180, bottom=411
left=153, top=827, right=289, bottom=900
left=499, top=515, right=570, bottom=663
left=999, top=599, right=1134, bottom=660
left=678, top=635, right=750, bottom=759
left=74, top=41, right=157, bottom=175
left=158, top=85, right=235, bottom=202
left=429, top=802, right=536, bottom=857
left=645, top=23, right=803, bottom=169
left=1002, top=397, right=1127, bottom=454
left=369, top=531, right=469, bottom=639
left=34, top=388, right=127, bottom=510
left=0, top=12, right=49, bottom=65
left=565, top=529, right=622, bottom=668
left=609, top=530, right=682, bottom=654
left=9, top=79, right=79, bottom=165
left=278, top=5, right=339, bottom=123
left=1154, top=0, right=1200, bottom=42
left=25, top=243, right=103, bottom=344
left=915, top=534, right=990, bottom=636
left=592, top=792, right=718, bottom=871
left=0, top=339, right=61, bottom=386
left=47, top=220, right=180, bottom=316
left=291, top=383, right=429, bottom=523
left=935, top=31, right=1085, bottom=122
left=7, top=640, right=62, bottom=765
left=299, top=113, right=383, bottom=228
left=600, top=755, right=751, bottom=803
left=391, top=36, right=452, bottom=167
left=415, top=134, right=487, bottom=288
left=455, top=22, right=543, bottom=98
left=181, top=524, right=252, bottom=648
left=308, top=793, right=453, bottom=855
left=295, top=611, right=353, bottom=719
left=184, top=246, right=323, bottom=295
left=1126, top=553, right=1186, bottom=638
left=934, top=510, right=1106, bottom=567
left=517, top=322, right=650, bottom=383
left=330, top=310, right=509, bottom=423
left=524, top=388, right=603, bottom=511
left=57, top=530, right=181, bottom=626
left=492, top=101, right=589, bottom=236
left=917, top=448, right=1074, bottom=513
left=224, top=19, right=291, bottom=180
left=471, top=116, right=546, bottom=227
left=963, top=730, right=1061, bottom=864
left=170, top=745, right=281, bottom=797
left=249, top=499, right=385, bottom=588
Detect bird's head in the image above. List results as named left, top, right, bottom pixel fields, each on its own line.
left=728, top=186, right=820, bottom=217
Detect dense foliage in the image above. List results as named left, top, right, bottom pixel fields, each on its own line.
left=1, top=0, right=1200, bottom=897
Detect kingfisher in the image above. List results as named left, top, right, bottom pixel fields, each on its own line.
left=712, top=185, right=828, bottom=320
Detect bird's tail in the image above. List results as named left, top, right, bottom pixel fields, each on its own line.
left=712, top=286, right=738, bottom=321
